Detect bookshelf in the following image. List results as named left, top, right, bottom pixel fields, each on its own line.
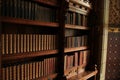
left=0, top=0, right=97, bottom=80
left=63, top=0, right=98, bottom=80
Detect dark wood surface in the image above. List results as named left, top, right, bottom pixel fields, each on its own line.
left=65, top=24, right=89, bottom=30
left=0, top=22, right=2, bottom=80
left=34, top=0, right=58, bottom=7
left=68, top=70, right=98, bottom=80
left=0, top=17, right=59, bottom=27
left=2, top=50, right=58, bottom=61
left=65, top=46, right=88, bottom=53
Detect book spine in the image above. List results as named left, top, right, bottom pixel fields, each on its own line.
left=6, top=67, right=9, bottom=80
left=20, top=34, right=23, bottom=53
left=9, top=66, right=13, bottom=80
left=2, top=68, right=5, bottom=80
left=28, top=1, right=31, bottom=20
left=5, top=34, right=9, bottom=54
left=30, top=34, right=33, bottom=52
left=27, top=34, right=30, bottom=52
left=14, top=34, right=17, bottom=54
left=33, top=62, right=36, bottom=79
left=1, top=34, right=5, bottom=54
left=9, top=34, right=13, bottom=54
left=13, top=65, right=17, bottom=80
left=14, top=0, right=17, bottom=18
left=24, top=64, right=27, bottom=80
left=41, top=35, right=44, bottom=51
left=38, top=61, right=41, bottom=77
left=17, top=65, right=20, bottom=80
left=21, top=64, right=24, bottom=80
left=17, top=34, right=20, bottom=53
left=75, top=52, right=78, bottom=66
left=36, top=62, right=39, bottom=78
left=27, top=63, right=30, bottom=80
left=30, top=63, right=33, bottom=80
left=23, top=34, right=27, bottom=53
left=33, top=34, right=36, bottom=52
left=41, top=60, right=44, bottom=77
left=38, top=34, right=41, bottom=51
left=44, top=35, right=47, bottom=50
left=35, top=34, right=38, bottom=51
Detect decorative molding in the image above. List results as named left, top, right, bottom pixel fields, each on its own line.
left=108, top=27, right=120, bottom=32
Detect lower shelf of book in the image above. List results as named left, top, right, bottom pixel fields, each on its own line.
left=64, top=64, right=98, bottom=80
left=67, top=70, right=98, bottom=80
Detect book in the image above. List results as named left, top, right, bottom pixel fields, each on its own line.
left=24, top=64, right=27, bottom=80
left=35, top=34, right=38, bottom=51
left=5, top=34, right=9, bottom=54
left=14, top=34, right=17, bottom=53
left=20, top=34, right=24, bottom=53
left=6, top=67, right=9, bottom=80
left=27, top=63, right=30, bottom=80
left=74, top=52, right=78, bottom=66
left=33, top=34, right=36, bottom=52
left=2, top=68, right=5, bottom=80
left=17, top=34, right=20, bottom=53
left=1, top=34, right=5, bottom=54
left=30, top=34, right=33, bottom=52
left=13, top=65, right=17, bottom=80
left=36, top=62, right=39, bottom=78
left=27, top=34, right=30, bottom=52
left=23, top=34, right=27, bottom=53
left=9, top=34, right=13, bottom=54
left=17, top=65, right=20, bottom=80
left=33, top=62, right=36, bottom=79
left=21, top=64, right=24, bottom=80
left=29, top=63, right=33, bottom=80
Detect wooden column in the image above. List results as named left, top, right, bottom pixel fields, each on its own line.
left=0, top=20, right=2, bottom=80
left=57, top=0, right=68, bottom=80
left=0, top=0, right=2, bottom=79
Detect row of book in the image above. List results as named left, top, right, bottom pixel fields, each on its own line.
left=1, top=34, right=57, bottom=55
left=1, top=0, right=57, bottom=22
left=65, top=35, right=88, bottom=48
left=2, top=57, right=57, bottom=80
left=66, top=11, right=87, bottom=26
left=64, top=50, right=89, bottom=70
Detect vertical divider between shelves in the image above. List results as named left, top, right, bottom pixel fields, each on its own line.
left=57, top=0, right=67, bottom=79
left=0, top=20, right=2, bottom=80
left=0, top=0, right=2, bottom=80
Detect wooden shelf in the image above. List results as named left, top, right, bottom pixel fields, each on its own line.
left=65, top=24, right=89, bottom=30
left=37, top=73, right=58, bottom=80
left=68, top=70, right=98, bottom=80
left=34, top=0, right=58, bottom=7
left=64, top=46, right=88, bottom=53
left=0, top=17, right=59, bottom=27
left=2, top=50, right=58, bottom=61
left=69, top=0, right=91, bottom=9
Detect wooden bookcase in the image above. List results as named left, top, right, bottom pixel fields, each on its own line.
left=0, top=0, right=98, bottom=80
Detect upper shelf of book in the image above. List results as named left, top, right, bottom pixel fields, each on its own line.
left=0, top=17, right=59, bottom=27
left=69, top=0, right=92, bottom=9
